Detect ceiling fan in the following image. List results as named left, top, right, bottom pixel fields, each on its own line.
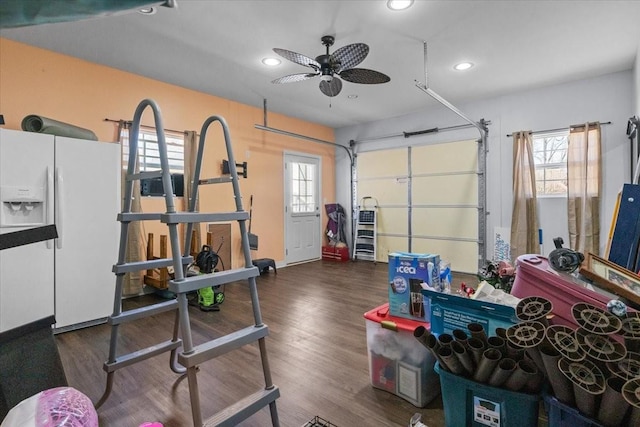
left=271, top=35, right=390, bottom=97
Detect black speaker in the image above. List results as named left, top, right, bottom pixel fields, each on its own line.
left=141, top=173, right=184, bottom=197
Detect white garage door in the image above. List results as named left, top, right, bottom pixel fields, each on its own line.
left=356, top=140, right=479, bottom=273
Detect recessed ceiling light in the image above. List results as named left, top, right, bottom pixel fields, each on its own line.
left=454, top=62, right=474, bottom=71
left=138, top=7, right=156, bottom=15
left=387, top=0, right=414, bottom=11
left=347, top=94, right=358, bottom=99
left=262, top=57, right=281, bottom=66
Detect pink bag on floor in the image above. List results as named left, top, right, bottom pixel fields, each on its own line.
left=35, top=387, right=97, bottom=427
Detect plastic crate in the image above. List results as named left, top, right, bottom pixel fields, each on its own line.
left=435, top=362, right=540, bottom=427
left=544, top=395, right=604, bottom=427
left=302, top=416, right=338, bottom=426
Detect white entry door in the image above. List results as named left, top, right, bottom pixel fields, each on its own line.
left=284, top=152, right=321, bottom=264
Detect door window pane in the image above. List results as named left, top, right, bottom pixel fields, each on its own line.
left=291, top=162, right=315, bottom=213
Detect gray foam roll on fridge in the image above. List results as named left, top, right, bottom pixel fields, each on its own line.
left=22, top=115, right=98, bottom=140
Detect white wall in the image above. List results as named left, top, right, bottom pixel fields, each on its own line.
left=335, top=70, right=633, bottom=266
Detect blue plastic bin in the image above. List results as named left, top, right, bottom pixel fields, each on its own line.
left=544, top=395, right=604, bottom=427
left=435, top=362, right=540, bottom=427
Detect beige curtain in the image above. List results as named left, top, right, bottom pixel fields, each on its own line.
left=511, top=131, right=540, bottom=259
left=183, top=130, right=201, bottom=255
left=119, top=121, right=146, bottom=296
left=568, top=123, right=601, bottom=254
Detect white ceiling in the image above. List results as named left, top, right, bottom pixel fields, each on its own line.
left=2, top=1, right=640, bottom=129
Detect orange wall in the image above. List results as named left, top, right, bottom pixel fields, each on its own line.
left=0, top=38, right=336, bottom=268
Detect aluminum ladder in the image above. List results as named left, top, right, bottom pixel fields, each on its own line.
left=96, top=99, right=280, bottom=427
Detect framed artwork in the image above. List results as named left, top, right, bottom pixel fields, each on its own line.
left=579, top=252, right=640, bottom=307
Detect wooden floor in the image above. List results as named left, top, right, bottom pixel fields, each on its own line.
left=55, top=260, right=476, bottom=427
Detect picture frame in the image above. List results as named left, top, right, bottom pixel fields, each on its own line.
left=579, top=252, right=640, bottom=307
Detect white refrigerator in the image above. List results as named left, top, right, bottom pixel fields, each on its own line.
left=0, top=128, right=120, bottom=332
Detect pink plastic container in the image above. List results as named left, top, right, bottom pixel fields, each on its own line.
left=511, top=255, right=618, bottom=328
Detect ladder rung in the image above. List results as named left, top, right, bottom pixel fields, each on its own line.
left=202, top=387, right=280, bottom=427
left=108, top=299, right=178, bottom=326
left=356, top=243, right=375, bottom=251
left=112, top=256, right=192, bottom=274
left=103, top=339, right=182, bottom=373
left=199, top=176, right=234, bottom=185
left=118, top=212, right=163, bottom=222
left=127, top=170, right=163, bottom=181
left=178, top=325, right=269, bottom=367
left=169, top=267, right=259, bottom=294
left=160, top=211, right=249, bottom=224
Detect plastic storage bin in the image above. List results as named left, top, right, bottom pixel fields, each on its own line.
left=435, top=362, right=540, bottom=427
left=363, top=303, right=440, bottom=407
left=544, top=395, right=604, bottom=427
left=511, top=255, right=622, bottom=328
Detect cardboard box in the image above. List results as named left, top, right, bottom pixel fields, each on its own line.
left=388, top=252, right=441, bottom=322
left=423, top=289, right=518, bottom=337
left=364, top=303, right=440, bottom=407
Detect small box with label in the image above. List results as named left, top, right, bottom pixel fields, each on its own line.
left=388, top=252, right=441, bottom=322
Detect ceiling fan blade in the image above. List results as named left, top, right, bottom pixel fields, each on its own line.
left=273, top=48, right=320, bottom=69
left=319, top=78, right=342, bottom=97
left=331, top=43, right=369, bottom=71
left=339, top=68, right=390, bottom=84
left=271, top=73, right=318, bottom=84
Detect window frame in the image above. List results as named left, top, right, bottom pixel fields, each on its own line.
left=122, top=126, right=184, bottom=174
left=532, top=130, right=569, bottom=197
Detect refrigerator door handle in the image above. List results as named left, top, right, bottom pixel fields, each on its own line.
left=55, top=167, right=64, bottom=249
left=46, top=166, right=54, bottom=249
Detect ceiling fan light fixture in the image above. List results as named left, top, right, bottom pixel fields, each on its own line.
left=387, top=0, right=414, bottom=11
left=271, top=35, right=389, bottom=98
left=262, top=57, right=281, bottom=66
left=347, top=94, right=358, bottom=99
left=454, top=62, right=474, bottom=71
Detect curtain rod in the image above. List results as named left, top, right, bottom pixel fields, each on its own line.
left=103, top=118, right=186, bottom=135
left=506, top=121, right=611, bottom=137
